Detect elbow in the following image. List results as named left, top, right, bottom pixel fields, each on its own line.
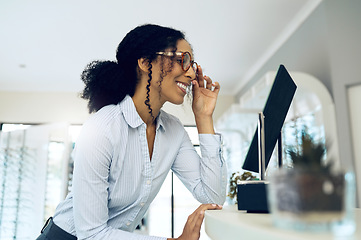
left=200, top=187, right=226, bottom=205
left=215, top=190, right=226, bottom=205
left=206, top=193, right=226, bottom=206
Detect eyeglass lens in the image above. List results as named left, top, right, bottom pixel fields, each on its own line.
left=182, top=52, right=197, bottom=72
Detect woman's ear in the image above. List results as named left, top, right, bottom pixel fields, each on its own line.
left=137, top=58, right=150, bottom=73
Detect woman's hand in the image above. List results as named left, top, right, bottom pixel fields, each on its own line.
left=192, top=65, right=220, bottom=134
left=192, top=65, right=220, bottom=117
left=168, top=204, right=223, bottom=240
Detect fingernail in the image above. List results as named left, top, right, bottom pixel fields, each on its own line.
left=212, top=204, right=217, bottom=207
left=200, top=210, right=204, bottom=215
left=218, top=204, right=223, bottom=208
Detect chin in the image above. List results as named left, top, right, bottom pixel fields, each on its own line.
left=170, top=96, right=185, bottom=105
left=173, top=99, right=185, bottom=105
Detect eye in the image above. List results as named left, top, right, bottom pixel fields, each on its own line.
left=183, top=53, right=191, bottom=64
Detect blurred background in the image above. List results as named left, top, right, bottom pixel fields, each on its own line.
left=0, top=0, right=360, bottom=239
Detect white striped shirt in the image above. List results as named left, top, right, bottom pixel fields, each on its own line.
left=53, top=95, right=226, bottom=240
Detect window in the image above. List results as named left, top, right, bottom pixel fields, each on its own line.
left=147, top=125, right=210, bottom=240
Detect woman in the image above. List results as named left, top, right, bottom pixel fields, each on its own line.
left=37, top=24, right=226, bottom=240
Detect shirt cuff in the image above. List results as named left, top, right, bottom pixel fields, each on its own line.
left=198, top=133, right=222, bottom=158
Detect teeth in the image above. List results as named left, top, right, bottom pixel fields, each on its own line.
left=177, top=82, right=187, bottom=91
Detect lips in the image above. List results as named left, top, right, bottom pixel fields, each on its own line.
left=176, top=82, right=188, bottom=93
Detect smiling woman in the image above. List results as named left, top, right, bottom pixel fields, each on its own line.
left=35, top=24, right=226, bottom=240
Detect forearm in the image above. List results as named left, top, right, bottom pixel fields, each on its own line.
left=197, top=161, right=227, bottom=204
left=173, top=132, right=226, bottom=205
left=196, top=134, right=227, bottom=204
left=195, top=115, right=215, bottom=134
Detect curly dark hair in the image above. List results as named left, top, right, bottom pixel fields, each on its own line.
left=80, top=24, right=185, bottom=114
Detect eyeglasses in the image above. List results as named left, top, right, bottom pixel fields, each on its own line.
left=156, top=51, right=198, bottom=72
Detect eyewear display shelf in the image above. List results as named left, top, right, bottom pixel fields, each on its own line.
left=204, top=205, right=360, bottom=240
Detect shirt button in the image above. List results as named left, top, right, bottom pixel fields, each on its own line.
left=126, top=222, right=131, bottom=226
left=140, top=202, right=145, bottom=206
left=146, top=180, right=151, bottom=185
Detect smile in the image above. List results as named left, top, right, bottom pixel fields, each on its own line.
left=176, top=82, right=189, bottom=93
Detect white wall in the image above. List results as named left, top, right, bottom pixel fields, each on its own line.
left=0, top=91, right=89, bottom=124
left=348, top=84, right=361, bottom=207
left=0, top=91, right=234, bottom=126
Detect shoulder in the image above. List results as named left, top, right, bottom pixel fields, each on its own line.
left=160, top=110, right=183, bottom=126
left=78, top=104, right=127, bottom=144
left=159, top=110, right=187, bottom=136
left=85, top=104, right=123, bottom=130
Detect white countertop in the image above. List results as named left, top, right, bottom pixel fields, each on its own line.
left=205, top=205, right=360, bottom=240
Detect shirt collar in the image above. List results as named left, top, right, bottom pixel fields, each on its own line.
left=120, top=95, right=166, bottom=131
left=156, top=111, right=166, bottom=132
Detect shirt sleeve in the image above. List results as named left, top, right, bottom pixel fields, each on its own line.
left=171, top=131, right=227, bottom=205
left=72, top=122, right=166, bottom=240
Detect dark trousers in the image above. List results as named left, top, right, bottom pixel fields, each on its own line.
left=36, top=217, right=77, bottom=240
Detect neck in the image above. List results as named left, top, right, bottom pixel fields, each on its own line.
left=132, top=90, right=163, bottom=126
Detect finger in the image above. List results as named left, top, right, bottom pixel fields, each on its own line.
left=204, top=75, right=213, bottom=90
left=193, top=210, right=205, bottom=231
left=185, top=204, right=209, bottom=226
left=192, top=80, right=199, bottom=96
left=188, top=204, right=221, bottom=229
left=189, top=204, right=222, bottom=222
left=183, top=210, right=202, bottom=232
left=197, top=65, right=205, bottom=88
left=204, top=203, right=223, bottom=210
left=196, top=203, right=223, bottom=213
left=180, top=204, right=222, bottom=239
left=212, top=82, right=221, bottom=95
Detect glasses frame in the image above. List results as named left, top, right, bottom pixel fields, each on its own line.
left=156, top=51, right=198, bottom=72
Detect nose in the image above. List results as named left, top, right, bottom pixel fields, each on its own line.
left=185, top=65, right=197, bottom=80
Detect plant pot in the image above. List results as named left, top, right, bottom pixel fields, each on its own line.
left=267, top=169, right=356, bottom=235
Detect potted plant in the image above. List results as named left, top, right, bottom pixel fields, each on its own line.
left=228, top=171, right=256, bottom=204
left=267, top=130, right=355, bottom=234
